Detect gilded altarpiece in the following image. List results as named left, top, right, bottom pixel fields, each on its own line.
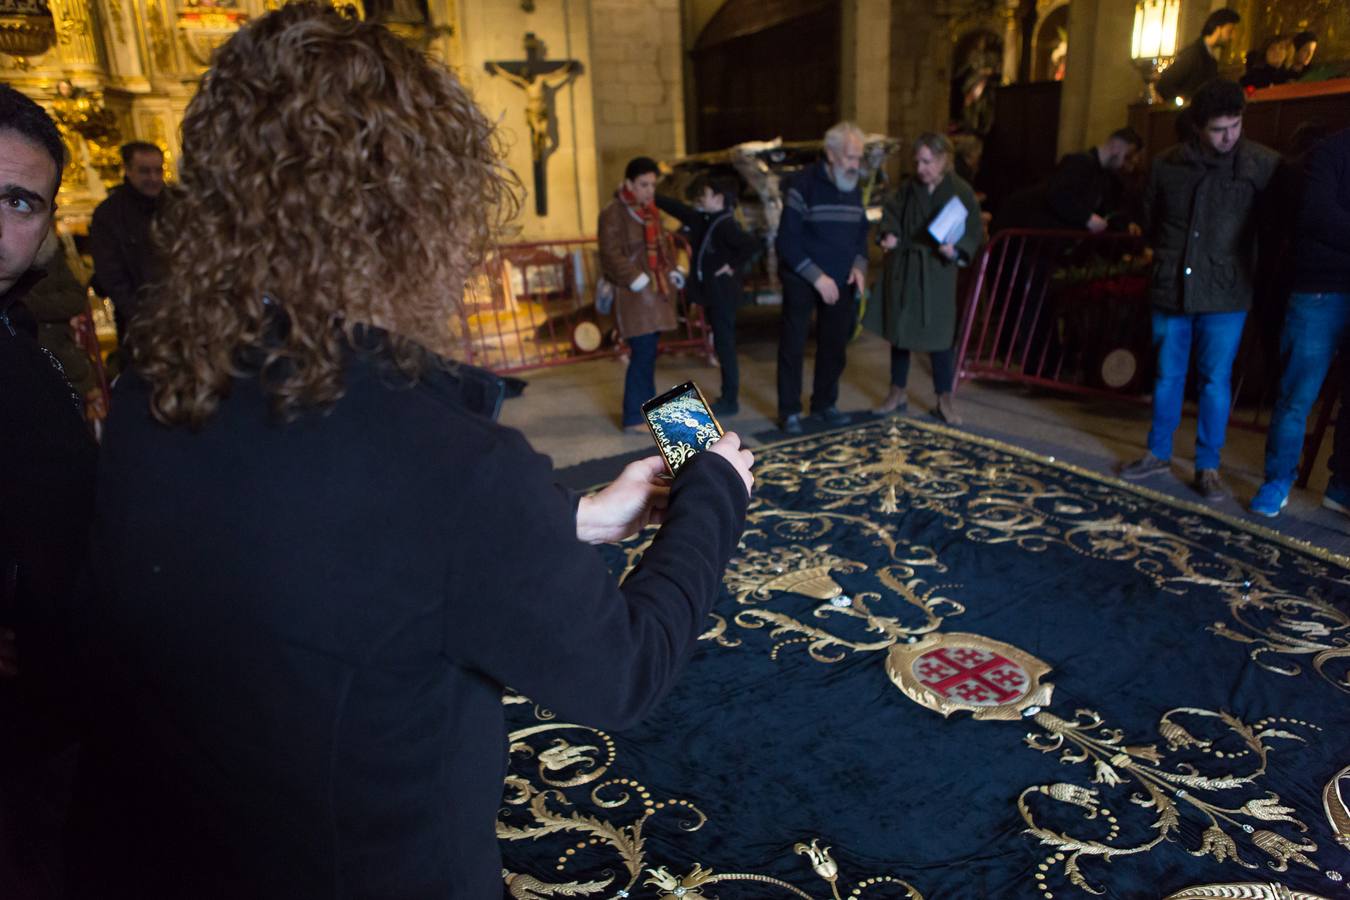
left=2, top=0, right=459, bottom=227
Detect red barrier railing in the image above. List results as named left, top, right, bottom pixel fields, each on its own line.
left=456, top=237, right=711, bottom=375
left=953, top=228, right=1338, bottom=487
left=954, top=228, right=1151, bottom=400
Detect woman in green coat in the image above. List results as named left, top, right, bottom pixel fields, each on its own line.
left=868, top=132, right=983, bottom=425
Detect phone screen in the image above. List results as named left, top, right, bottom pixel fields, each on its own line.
left=641, top=381, right=724, bottom=476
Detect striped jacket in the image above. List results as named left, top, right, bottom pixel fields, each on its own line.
left=775, top=160, right=870, bottom=289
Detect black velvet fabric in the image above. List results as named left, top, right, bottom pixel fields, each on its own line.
left=499, top=419, right=1350, bottom=899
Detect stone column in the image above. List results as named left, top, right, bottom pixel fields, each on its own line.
left=840, top=0, right=892, bottom=134
left=1056, top=0, right=1138, bottom=155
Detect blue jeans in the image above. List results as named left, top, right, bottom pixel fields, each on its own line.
left=1147, top=310, right=1247, bottom=471
left=1263, top=292, right=1350, bottom=485
left=621, top=332, right=660, bottom=427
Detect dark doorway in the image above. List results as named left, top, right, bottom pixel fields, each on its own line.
left=690, top=0, right=841, bottom=152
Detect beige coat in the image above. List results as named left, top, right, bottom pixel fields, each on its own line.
left=598, top=198, right=678, bottom=339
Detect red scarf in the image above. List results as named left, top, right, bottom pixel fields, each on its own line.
left=620, top=186, right=671, bottom=287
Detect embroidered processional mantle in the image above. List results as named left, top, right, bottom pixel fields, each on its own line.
left=498, top=420, right=1349, bottom=899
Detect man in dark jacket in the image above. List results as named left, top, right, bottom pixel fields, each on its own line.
left=1249, top=126, right=1350, bottom=517
left=657, top=172, right=760, bottom=416
left=1156, top=8, right=1240, bottom=104
left=89, top=140, right=163, bottom=338
left=996, top=127, right=1142, bottom=233
left=775, top=121, right=871, bottom=434
left=1121, top=79, right=1280, bottom=500
left=0, top=83, right=98, bottom=900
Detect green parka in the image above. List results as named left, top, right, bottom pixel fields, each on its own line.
left=866, top=173, right=983, bottom=351
left=1142, top=137, right=1281, bottom=315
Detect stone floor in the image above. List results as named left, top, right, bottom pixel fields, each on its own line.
left=498, top=314, right=1350, bottom=559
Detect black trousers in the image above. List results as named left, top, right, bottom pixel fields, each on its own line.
left=891, top=345, right=956, bottom=394
left=776, top=272, right=856, bottom=417
left=705, top=299, right=739, bottom=403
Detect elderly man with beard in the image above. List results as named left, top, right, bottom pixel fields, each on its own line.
left=775, top=121, right=872, bottom=434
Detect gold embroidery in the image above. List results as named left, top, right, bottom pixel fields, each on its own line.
left=1163, top=884, right=1331, bottom=899
left=1020, top=708, right=1323, bottom=894
left=498, top=711, right=924, bottom=898
left=1321, top=764, right=1350, bottom=851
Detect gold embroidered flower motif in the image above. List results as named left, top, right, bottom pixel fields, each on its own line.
left=793, top=838, right=839, bottom=883
left=643, top=864, right=716, bottom=899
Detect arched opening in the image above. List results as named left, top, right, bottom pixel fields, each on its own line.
left=948, top=28, right=1002, bottom=136
left=1031, top=4, right=1069, bottom=82
left=690, top=0, right=841, bottom=151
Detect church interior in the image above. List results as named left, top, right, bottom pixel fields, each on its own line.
left=3, top=0, right=1350, bottom=897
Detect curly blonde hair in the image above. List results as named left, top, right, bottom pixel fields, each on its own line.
left=132, top=2, right=517, bottom=426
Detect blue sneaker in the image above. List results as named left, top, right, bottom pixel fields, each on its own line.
left=1325, top=480, right=1350, bottom=517
left=1249, top=479, right=1291, bottom=518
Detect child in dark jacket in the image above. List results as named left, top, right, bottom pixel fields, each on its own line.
left=656, top=173, right=760, bottom=416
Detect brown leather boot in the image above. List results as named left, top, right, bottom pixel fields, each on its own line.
left=872, top=386, right=909, bottom=416
left=935, top=393, right=963, bottom=426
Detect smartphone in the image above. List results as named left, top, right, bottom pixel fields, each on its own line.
left=641, top=380, right=724, bottom=476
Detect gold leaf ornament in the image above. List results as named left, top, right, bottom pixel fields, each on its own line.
left=793, top=838, right=839, bottom=883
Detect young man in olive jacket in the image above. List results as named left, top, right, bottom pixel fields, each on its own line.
left=1120, top=79, right=1280, bottom=500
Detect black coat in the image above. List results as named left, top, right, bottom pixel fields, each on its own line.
left=0, top=270, right=97, bottom=773
left=656, top=195, right=760, bottom=308
left=89, top=182, right=159, bottom=333
left=1142, top=137, right=1281, bottom=314
left=995, top=149, right=1125, bottom=231
left=70, top=338, right=749, bottom=898
left=1292, top=126, right=1350, bottom=293
left=1156, top=38, right=1219, bottom=103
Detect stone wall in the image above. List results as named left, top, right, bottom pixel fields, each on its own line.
left=589, top=0, right=686, bottom=204
left=458, top=0, right=601, bottom=240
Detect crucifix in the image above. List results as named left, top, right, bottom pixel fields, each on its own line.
left=485, top=33, right=582, bottom=216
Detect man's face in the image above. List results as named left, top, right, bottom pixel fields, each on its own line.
left=826, top=136, right=864, bottom=185
left=1203, top=114, right=1242, bottom=155
left=0, top=130, right=58, bottom=295
left=625, top=172, right=657, bottom=206
left=1296, top=40, right=1317, bottom=67
left=126, top=149, right=165, bottom=198
left=1101, top=139, right=1136, bottom=172
left=1212, top=23, right=1236, bottom=47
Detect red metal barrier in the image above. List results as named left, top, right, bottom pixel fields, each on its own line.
left=954, top=228, right=1151, bottom=400
left=952, top=228, right=1337, bottom=487
left=457, top=237, right=711, bottom=375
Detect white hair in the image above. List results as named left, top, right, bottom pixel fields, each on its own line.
left=824, top=121, right=865, bottom=154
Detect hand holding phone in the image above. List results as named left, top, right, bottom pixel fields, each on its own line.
left=641, top=381, right=724, bottom=476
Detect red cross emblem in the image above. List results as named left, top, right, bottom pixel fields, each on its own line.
left=911, top=645, right=1030, bottom=706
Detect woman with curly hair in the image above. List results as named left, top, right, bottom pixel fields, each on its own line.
left=68, top=5, right=753, bottom=897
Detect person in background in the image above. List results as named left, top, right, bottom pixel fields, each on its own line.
left=598, top=156, right=682, bottom=431
left=656, top=171, right=760, bottom=417
left=1157, top=8, right=1240, bottom=104
left=868, top=132, right=983, bottom=426
left=775, top=120, right=871, bottom=434
left=1249, top=125, right=1350, bottom=518
left=1289, top=31, right=1318, bottom=79
left=66, top=8, right=754, bottom=897
left=1240, top=34, right=1294, bottom=91
left=995, top=127, right=1142, bottom=233
left=89, top=140, right=163, bottom=340
left=1120, top=79, right=1280, bottom=500
left=24, top=229, right=97, bottom=400
left=0, top=83, right=98, bottom=900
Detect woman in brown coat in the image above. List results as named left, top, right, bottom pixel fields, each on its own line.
left=598, top=156, right=679, bottom=429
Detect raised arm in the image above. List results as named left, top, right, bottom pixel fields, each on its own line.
left=446, top=427, right=750, bottom=729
